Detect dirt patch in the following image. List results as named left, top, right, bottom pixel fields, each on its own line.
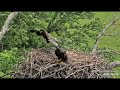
left=12, top=48, right=111, bottom=78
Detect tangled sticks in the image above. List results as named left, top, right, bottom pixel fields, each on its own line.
left=12, top=48, right=112, bottom=78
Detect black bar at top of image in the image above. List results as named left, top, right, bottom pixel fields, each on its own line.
left=0, top=0, right=120, bottom=11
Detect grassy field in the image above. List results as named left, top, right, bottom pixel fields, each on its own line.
left=94, top=12, right=120, bottom=78
left=77, top=12, right=120, bottom=78
left=81, top=12, right=120, bottom=58
left=94, top=12, right=120, bottom=60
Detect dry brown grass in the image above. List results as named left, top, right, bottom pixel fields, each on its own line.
left=12, top=48, right=112, bottom=79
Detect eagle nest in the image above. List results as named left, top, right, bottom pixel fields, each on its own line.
left=12, top=48, right=113, bottom=78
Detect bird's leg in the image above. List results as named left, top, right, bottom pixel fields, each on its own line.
left=54, top=57, right=63, bottom=63
left=53, top=60, right=62, bottom=64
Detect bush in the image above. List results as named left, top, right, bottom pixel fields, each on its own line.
left=0, top=48, right=23, bottom=78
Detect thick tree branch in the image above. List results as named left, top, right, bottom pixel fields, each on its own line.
left=0, top=12, right=19, bottom=41
left=90, top=17, right=120, bottom=54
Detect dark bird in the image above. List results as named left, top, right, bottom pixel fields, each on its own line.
left=29, top=29, right=68, bottom=62
left=55, top=47, right=68, bottom=62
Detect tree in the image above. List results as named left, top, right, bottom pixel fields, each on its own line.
left=0, top=12, right=19, bottom=41
left=0, top=12, right=120, bottom=78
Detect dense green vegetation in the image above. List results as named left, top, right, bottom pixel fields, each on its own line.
left=0, top=12, right=120, bottom=78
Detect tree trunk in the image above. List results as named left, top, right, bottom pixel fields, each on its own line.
left=0, top=12, right=19, bottom=41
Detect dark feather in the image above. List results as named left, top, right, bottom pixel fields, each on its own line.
left=29, top=30, right=41, bottom=35
left=55, top=47, right=68, bottom=62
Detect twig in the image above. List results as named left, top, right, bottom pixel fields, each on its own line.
left=66, top=69, right=81, bottom=78
left=42, top=63, right=58, bottom=71
left=29, top=52, right=33, bottom=77
left=107, top=61, right=120, bottom=69
left=31, top=67, right=42, bottom=78
left=55, top=66, right=66, bottom=72
left=103, top=32, right=120, bottom=36
left=94, top=50, right=120, bottom=55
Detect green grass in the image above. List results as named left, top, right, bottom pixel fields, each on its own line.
left=95, top=12, right=120, bottom=61
left=112, top=67, right=120, bottom=78
left=73, top=12, right=120, bottom=55
left=89, top=12, right=120, bottom=54
left=94, top=12, right=120, bottom=78
left=78, top=12, right=120, bottom=78
left=94, top=12, right=114, bottom=23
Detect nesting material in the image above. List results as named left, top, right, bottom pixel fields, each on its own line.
left=12, top=48, right=111, bottom=78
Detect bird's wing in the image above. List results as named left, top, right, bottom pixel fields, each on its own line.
left=29, top=30, right=41, bottom=35
left=29, top=30, right=36, bottom=33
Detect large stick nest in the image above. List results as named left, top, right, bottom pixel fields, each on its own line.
left=12, top=48, right=112, bottom=78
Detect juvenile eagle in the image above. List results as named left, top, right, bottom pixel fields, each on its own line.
left=55, top=47, right=68, bottom=62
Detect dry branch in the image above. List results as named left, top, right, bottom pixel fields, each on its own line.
left=107, top=61, right=120, bottom=69
left=0, top=12, right=19, bottom=41
left=90, top=17, right=120, bottom=54
left=94, top=50, right=120, bottom=55
left=103, top=32, right=120, bottom=36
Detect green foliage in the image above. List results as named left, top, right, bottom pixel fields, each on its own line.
left=1, top=12, right=98, bottom=51
left=99, top=48, right=115, bottom=62
left=0, top=12, right=120, bottom=78
left=112, top=67, right=120, bottom=78
left=49, top=12, right=104, bottom=51
left=0, top=48, right=23, bottom=78
left=2, top=12, right=54, bottom=49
